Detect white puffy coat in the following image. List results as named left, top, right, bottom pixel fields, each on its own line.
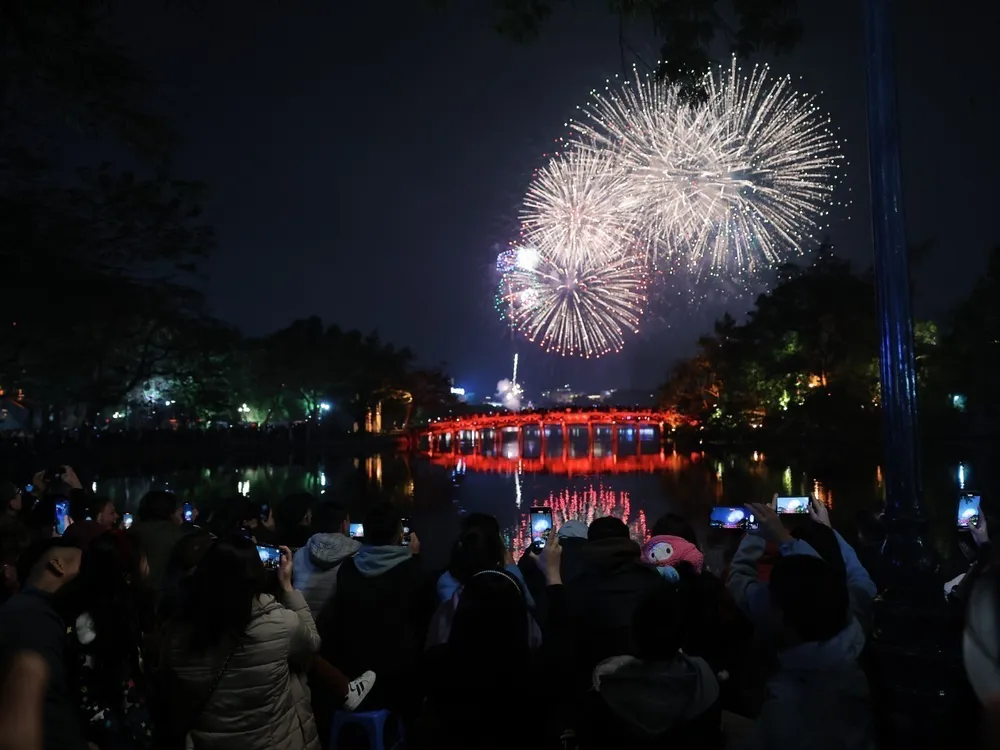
left=164, top=589, right=321, bottom=750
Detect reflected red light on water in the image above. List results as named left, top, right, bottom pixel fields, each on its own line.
left=509, top=483, right=648, bottom=556
left=428, top=451, right=680, bottom=476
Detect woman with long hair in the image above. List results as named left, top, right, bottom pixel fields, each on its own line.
left=161, top=534, right=321, bottom=750
left=417, top=569, right=541, bottom=749
left=68, top=530, right=155, bottom=749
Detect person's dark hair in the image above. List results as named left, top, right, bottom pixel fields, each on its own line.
left=138, top=491, right=179, bottom=522
left=588, top=516, right=629, bottom=541
left=42, top=480, right=73, bottom=502
left=460, top=513, right=501, bottom=537
left=166, top=530, right=214, bottom=576
left=448, top=527, right=505, bottom=585
left=791, top=521, right=846, bottom=581
left=158, top=530, right=214, bottom=623
left=276, top=493, right=314, bottom=530
left=177, top=534, right=265, bottom=652
left=201, top=500, right=247, bottom=538
left=312, top=501, right=349, bottom=532
left=633, top=582, right=682, bottom=661
left=362, top=504, right=402, bottom=546
left=449, top=571, right=530, bottom=673
left=76, top=531, right=148, bottom=705
left=769, top=554, right=849, bottom=643
left=651, top=513, right=699, bottom=548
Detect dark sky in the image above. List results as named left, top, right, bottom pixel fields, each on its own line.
left=114, top=0, right=999, bottom=398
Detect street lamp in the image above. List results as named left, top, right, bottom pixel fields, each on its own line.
left=862, top=0, right=950, bottom=740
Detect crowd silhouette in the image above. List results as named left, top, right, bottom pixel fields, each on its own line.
left=0, top=465, right=997, bottom=749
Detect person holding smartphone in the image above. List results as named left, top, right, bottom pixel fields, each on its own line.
left=160, top=535, right=352, bottom=749
left=726, top=495, right=876, bottom=633
left=319, top=504, right=421, bottom=718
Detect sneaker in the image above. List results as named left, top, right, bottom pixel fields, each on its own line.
left=343, top=670, right=376, bottom=712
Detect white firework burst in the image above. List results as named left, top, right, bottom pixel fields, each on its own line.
left=520, top=146, right=635, bottom=267
left=571, top=58, right=844, bottom=280
left=501, top=247, right=647, bottom=358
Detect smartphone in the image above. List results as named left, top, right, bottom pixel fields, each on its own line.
left=122, top=512, right=134, bottom=530
left=259, top=504, right=270, bottom=523
left=400, top=517, right=412, bottom=546
left=709, top=506, right=759, bottom=531
left=776, top=496, right=810, bottom=515
left=182, top=502, right=194, bottom=523
left=24, top=484, right=33, bottom=494
left=256, top=544, right=282, bottom=570
left=349, top=522, right=364, bottom=539
left=957, top=493, right=982, bottom=528
left=529, top=507, right=554, bottom=548
left=54, top=500, right=71, bottom=536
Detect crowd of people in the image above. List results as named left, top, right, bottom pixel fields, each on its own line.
left=0, top=465, right=998, bottom=749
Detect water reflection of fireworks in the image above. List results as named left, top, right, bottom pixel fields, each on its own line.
left=509, top=483, right=648, bottom=557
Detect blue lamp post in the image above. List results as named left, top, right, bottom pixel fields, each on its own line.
left=863, top=0, right=953, bottom=740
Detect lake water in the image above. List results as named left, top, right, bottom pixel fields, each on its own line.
left=93, top=433, right=994, bottom=570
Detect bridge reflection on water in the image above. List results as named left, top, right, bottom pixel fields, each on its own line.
left=418, top=410, right=699, bottom=556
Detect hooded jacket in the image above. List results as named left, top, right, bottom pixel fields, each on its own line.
left=739, top=618, right=875, bottom=750
left=563, top=537, right=666, bottom=681
left=591, top=653, right=722, bottom=746
left=292, top=533, right=361, bottom=615
left=320, top=546, right=425, bottom=711
left=163, top=589, right=321, bottom=750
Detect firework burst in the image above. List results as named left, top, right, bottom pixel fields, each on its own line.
left=520, top=147, right=635, bottom=267
left=571, top=58, right=844, bottom=280
left=501, top=247, right=647, bottom=358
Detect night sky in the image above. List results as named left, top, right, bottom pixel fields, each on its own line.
left=112, top=0, right=998, bottom=398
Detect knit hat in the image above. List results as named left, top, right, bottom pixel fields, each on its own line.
left=557, top=520, right=588, bottom=540
left=641, top=534, right=704, bottom=574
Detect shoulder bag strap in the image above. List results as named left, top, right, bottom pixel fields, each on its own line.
left=186, top=638, right=242, bottom=735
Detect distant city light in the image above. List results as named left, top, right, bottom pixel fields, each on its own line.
left=450, top=387, right=466, bottom=396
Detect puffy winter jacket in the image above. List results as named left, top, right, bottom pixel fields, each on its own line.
left=163, top=589, right=321, bottom=750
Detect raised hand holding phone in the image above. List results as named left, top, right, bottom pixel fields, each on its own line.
left=407, top=531, right=421, bottom=556
left=543, top=531, right=563, bottom=585
left=746, top=501, right=793, bottom=544
left=809, top=496, right=831, bottom=527
left=277, top=546, right=294, bottom=591
left=970, top=510, right=990, bottom=547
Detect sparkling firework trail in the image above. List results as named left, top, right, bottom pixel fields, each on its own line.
left=571, top=58, right=844, bottom=281
left=520, top=147, right=635, bottom=267
left=501, top=247, right=647, bottom=358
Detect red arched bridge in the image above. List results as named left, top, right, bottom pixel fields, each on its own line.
left=414, top=408, right=693, bottom=454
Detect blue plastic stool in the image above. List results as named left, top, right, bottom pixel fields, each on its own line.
left=329, top=709, right=402, bottom=750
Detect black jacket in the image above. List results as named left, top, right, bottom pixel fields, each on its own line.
left=320, top=550, right=428, bottom=712
left=0, top=588, right=86, bottom=750
left=563, top=538, right=666, bottom=689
